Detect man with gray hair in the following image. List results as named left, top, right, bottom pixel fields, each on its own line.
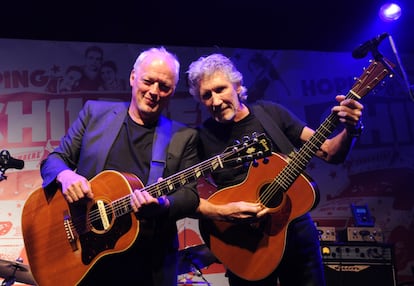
left=187, top=53, right=364, bottom=286
left=39, top=47, right=199, bottom=285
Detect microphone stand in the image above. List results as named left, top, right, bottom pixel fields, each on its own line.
left=181, top=253, right=211, bottom=286
left=0, top=167, right=7, bottom=182
left=0, top=261, right=19, bottom=286
left=0, top=151, right=8, bottom=181
left=0, top=172, right=6, bottom=182
left=0, top=150, right=24, bottom=182
left=189, top=261, right=211, bottom=286
left=0, top=258, right=30, bottom=286
left=1, top=275, right=16, bottom=286
left=387, top=35, right=414, bottom=102
left=369, top=44, right=399, bottom=88
left=369, top=34, right=414, bottom=102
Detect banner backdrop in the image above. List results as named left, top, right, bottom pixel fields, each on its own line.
left=1, top=38, right=413, bottom=285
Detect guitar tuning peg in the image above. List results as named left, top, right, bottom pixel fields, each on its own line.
left=242, top=135, right=250, bottom=142
left=262, top=157, right=269, bottom=164
left=234, top=139, right=240, bottom=145
left=252, top=159, right=258, bottom=167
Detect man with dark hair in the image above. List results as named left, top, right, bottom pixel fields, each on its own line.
left=78, top=45, right=104, bottom=91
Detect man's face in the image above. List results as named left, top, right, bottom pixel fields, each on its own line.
left=198, top=71, right=241, bottom=123
left=85, top=51, right=103, bottom=72
left=100, top=66, right=115, bottom=83
left=129, top=56, right=176, bottom=124
left=61, top=70, right=82, bottom=91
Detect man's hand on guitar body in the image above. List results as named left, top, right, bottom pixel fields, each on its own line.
left=198, top=198, right=268, bottom=223
left=57, top=169, right=93, bottom=203
left=57, top=169, right=170, bottom=216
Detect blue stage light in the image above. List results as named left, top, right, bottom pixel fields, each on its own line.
left=379, top=2, right=402, bottom=22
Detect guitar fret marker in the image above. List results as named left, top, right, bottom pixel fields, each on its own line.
left=194, top=167, right=202, bottom=178
left=217, top=155, right=223, bottom=168
left=211, top=155, right=224, bottom=170
left=180, top=175, right=187, bottom=185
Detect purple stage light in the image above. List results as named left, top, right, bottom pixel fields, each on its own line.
left=379, top=2, right=402, bottom=22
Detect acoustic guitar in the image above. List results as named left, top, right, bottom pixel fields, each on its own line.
left=21, top=133, right=272, bottom=286
left=199, top=57, right=395, bottom=281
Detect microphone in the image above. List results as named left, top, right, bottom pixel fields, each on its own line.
left=0, top=150, right=25, bottom=170
left=352, top=32, right=389, bottom=59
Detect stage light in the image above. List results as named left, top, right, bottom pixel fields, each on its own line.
left=379, top=2, right=402, bottom=22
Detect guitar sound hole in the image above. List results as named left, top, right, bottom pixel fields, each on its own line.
left=89, top=202, right=114, bottom=231
left=259, top=183, right=283, bottom=208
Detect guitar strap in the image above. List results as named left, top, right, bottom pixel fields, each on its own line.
left=147, top=115, right=172, bottom=185
left=251, top=102, right=295, bottom=155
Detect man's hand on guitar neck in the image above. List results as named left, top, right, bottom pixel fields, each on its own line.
left=56, top=169, right=94, bottom=203
left=130, top=190, right=170, bottom=217
left=197, top=198, right=268, bottom=223
left=130, top=176, right=171, bottom=217
left=332, top=94, right=364, bottom=128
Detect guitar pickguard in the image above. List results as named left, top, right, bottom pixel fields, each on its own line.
left=80, top=213, right=133, bottom=264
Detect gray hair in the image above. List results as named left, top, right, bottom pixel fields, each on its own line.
left=187, top=53, right=248, bottom=102
left=133, top=47, right=180, bottom=84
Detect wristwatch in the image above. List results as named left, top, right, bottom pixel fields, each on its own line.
left=348, top=121, right=364, bottom=138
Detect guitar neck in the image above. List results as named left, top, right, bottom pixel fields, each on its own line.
left=111, top=154, right=231, bottom=217
left=110, top=132, right=272, bottom=217
left=276, top=91, right=360, bottom=190
left=145, top=155, right=225, bottom=197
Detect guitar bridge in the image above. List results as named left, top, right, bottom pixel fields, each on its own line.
left=63, top=210, right=78, bottom=251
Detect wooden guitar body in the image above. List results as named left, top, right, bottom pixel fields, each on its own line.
left=198, top=58, right=394, bottom=280
left=199, top=153, right=318, bottom=280
left=22, top=170, right=142, bottom=286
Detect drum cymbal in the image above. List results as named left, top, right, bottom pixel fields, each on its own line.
left=177, top=244, right=218, bottom=275
left=0, top=258, right=35, bottom=285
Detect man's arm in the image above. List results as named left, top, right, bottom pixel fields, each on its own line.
left=300, top=95, right=364, bottom=164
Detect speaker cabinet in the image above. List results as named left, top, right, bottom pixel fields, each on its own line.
left=321, top=243, right=397, bottom=286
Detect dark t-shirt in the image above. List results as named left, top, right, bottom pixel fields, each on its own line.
left=197, top=101, right=305, bottom=189
left=105, top=113, right=155, bottom=185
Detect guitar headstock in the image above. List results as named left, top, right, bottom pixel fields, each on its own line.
left=350, top=57, right=395, bottom=100
left=221, top=133, right=272, bottom=166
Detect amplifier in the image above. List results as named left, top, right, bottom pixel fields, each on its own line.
left=317, top=226, right=337, bottom=241
left=321, top=242, right=392, bottom=261
left=347, top=227, right=383, bottom=242
left=321, top=243, right=396, bottom=286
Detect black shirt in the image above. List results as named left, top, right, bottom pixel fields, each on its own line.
left=197, top=101, right=305, bottom=189
left=105, top=113, right=155, bottom=186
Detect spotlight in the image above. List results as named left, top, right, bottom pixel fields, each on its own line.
left=379, top=2, right=402, bottom=22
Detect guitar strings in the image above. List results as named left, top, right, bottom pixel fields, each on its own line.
left=82, top=154, right=230, bottom=230
left=257, top=88, right=365, bottom=206
left=70, top=139, right=263, bottom=233
left=256, top=109, right=344, bottom=206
